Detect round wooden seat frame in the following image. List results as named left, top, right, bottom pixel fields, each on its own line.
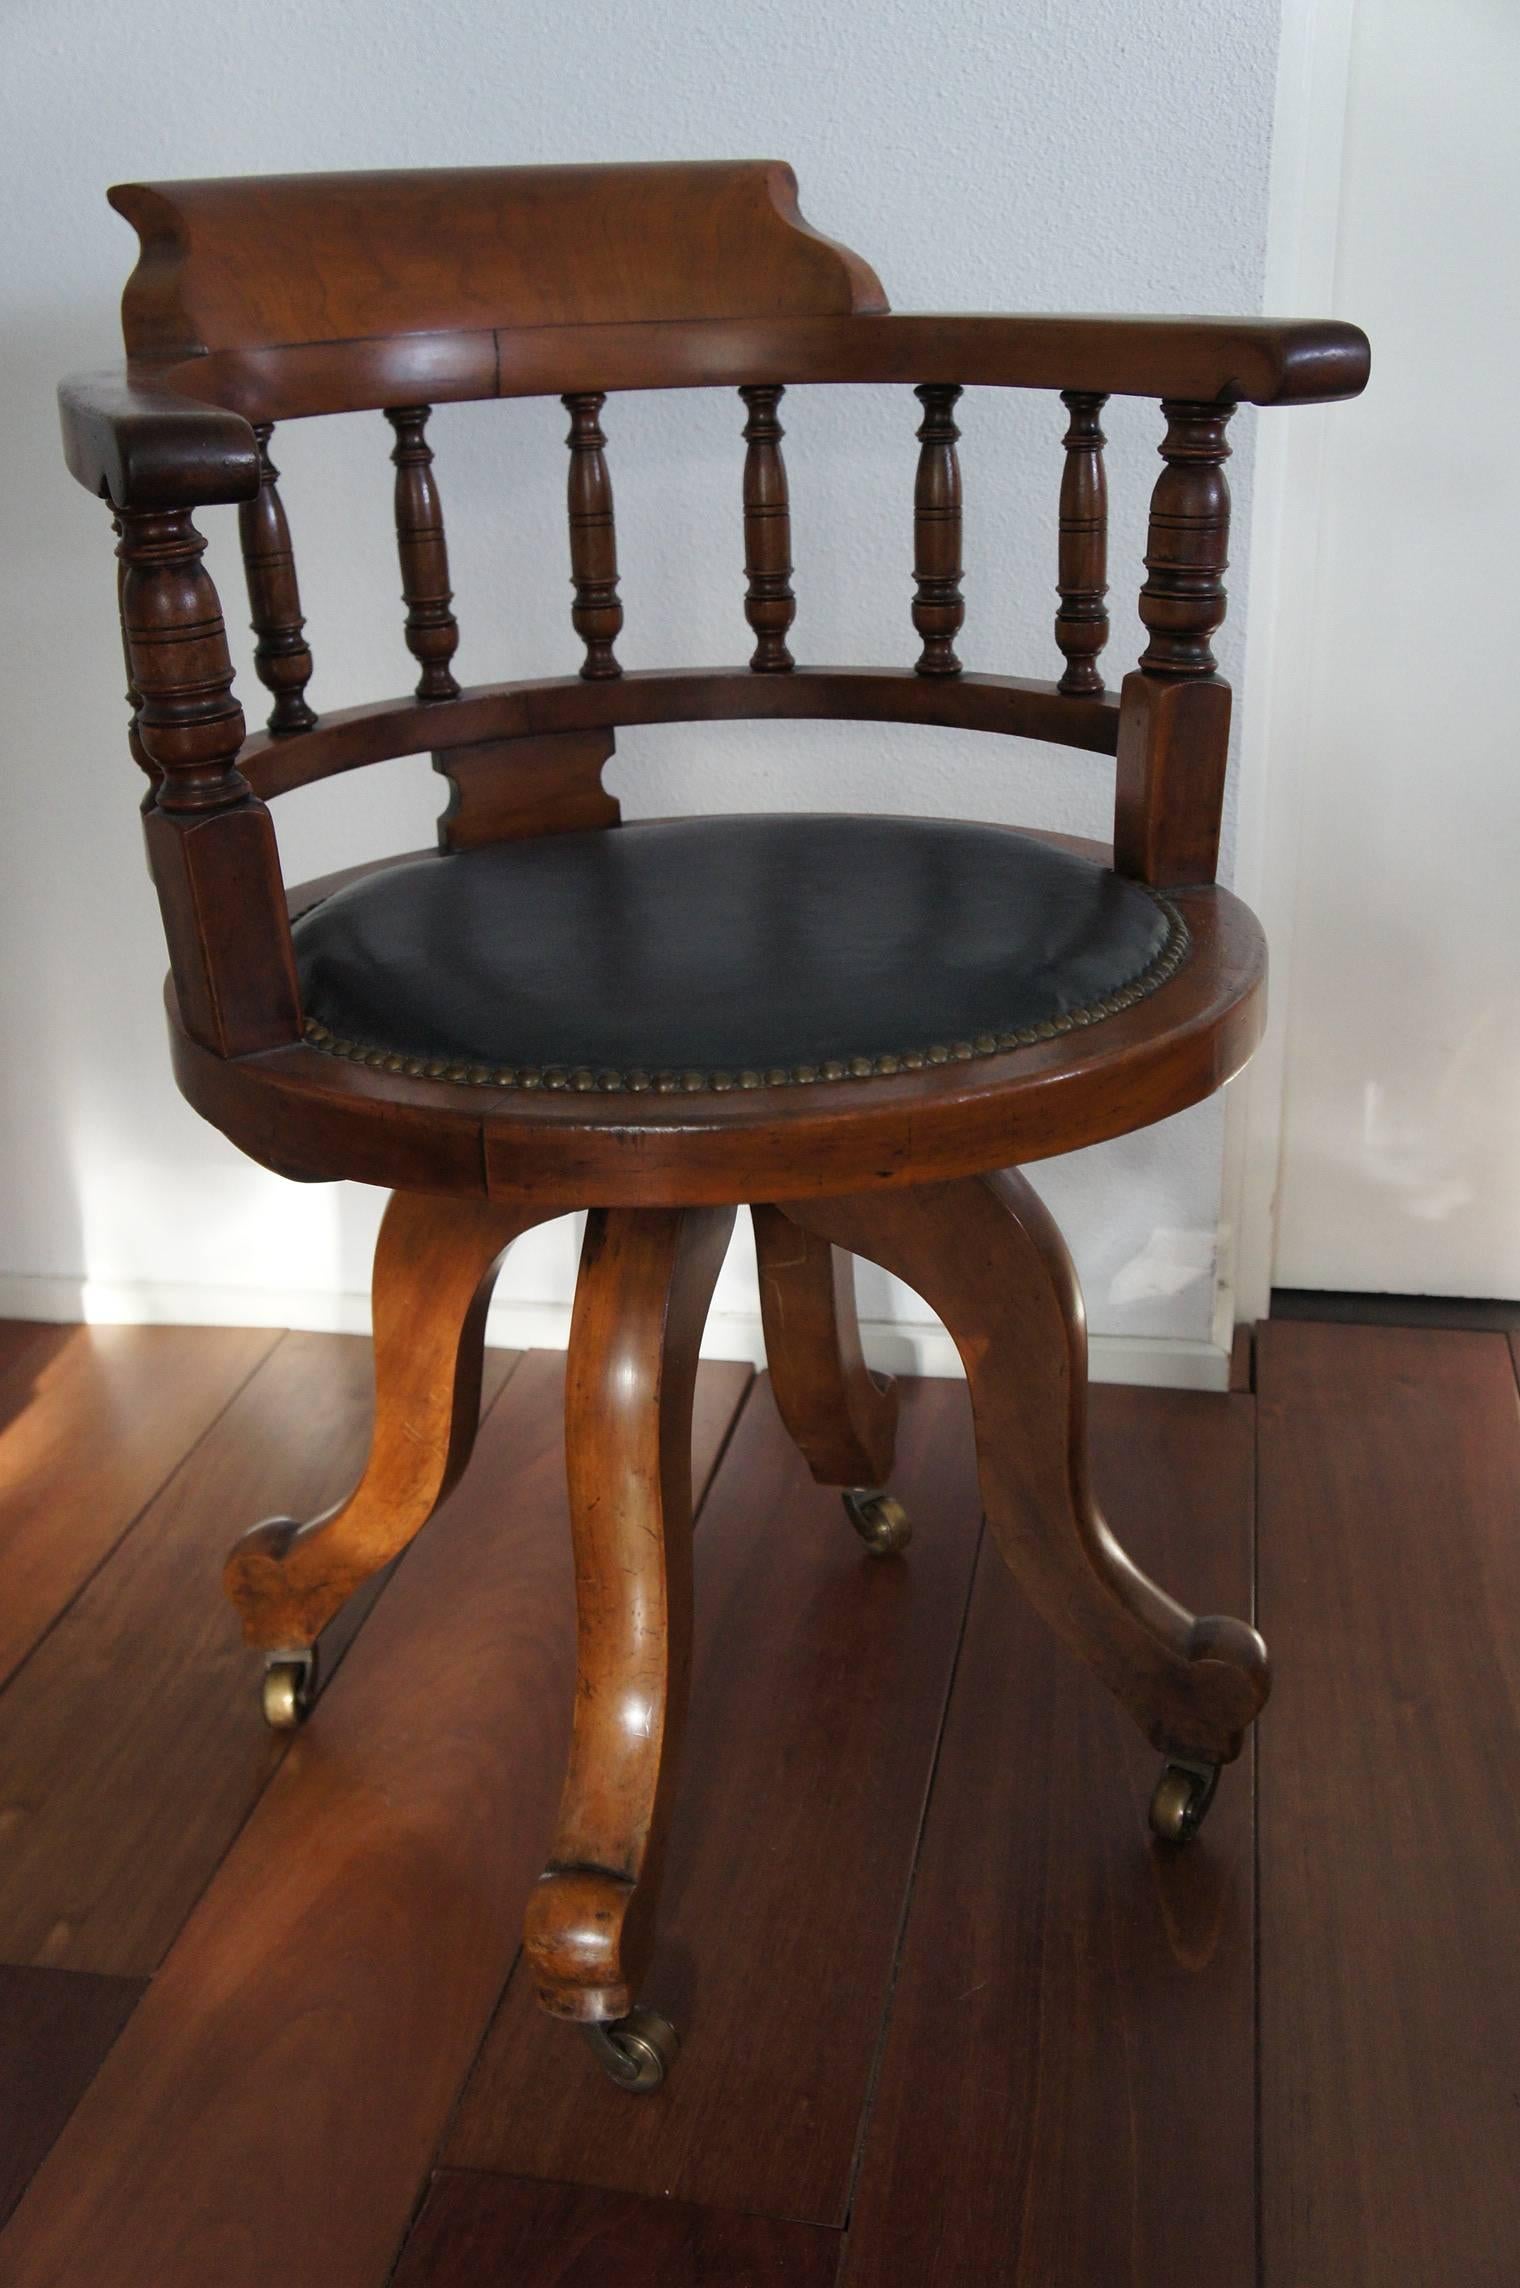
left=60, top=159, right=1367, bottom=2090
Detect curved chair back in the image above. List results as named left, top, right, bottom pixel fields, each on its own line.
left=58, top=162, right=1369, bottom=1059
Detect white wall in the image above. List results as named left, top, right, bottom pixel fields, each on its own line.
left=1265, top=0, right=1520, bottom=1298
left=0, top=0, right=1287, bottom=1382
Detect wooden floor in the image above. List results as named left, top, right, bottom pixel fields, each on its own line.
left=0, top=1312, right=1516, bottom=2285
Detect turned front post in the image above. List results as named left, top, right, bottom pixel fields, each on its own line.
left=1136, top=400, right=1233, bottom=676
left=1114, top=399, right=1235, bottom=886
left=116, top=507, right=300, bottom=1054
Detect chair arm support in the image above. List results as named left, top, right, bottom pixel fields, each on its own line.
left=58, top=367, right=260, bottom=510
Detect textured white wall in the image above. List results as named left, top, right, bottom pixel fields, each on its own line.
left=0, top=0, right=1282, bottom=1374
left=1270, top=0, right=1520, bottom=1297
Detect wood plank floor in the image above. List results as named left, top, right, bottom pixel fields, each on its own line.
left=0, top=1314, right=1515, bottom=2285
left=1256, top=1321, right=1520, bottom=2288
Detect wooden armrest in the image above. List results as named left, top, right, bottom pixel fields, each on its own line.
left=58, top=367, right=260, bottom=511
left=855, top=313, right=1371, bottom=407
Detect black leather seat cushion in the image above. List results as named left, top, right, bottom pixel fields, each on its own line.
left=294, top=815, right=1186, bottom=1094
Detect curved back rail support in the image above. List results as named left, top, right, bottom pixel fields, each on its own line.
left=59, top=163, right=1369, bottom=1063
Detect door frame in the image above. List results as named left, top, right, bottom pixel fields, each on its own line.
left=1215, top=0, right=1359, bottom=1334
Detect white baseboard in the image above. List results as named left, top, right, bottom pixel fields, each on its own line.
left=0, top=1273, right=1232, bottom=1392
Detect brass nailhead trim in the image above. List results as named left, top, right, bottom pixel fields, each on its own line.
left=301, top=897, right=1189, bottom=1098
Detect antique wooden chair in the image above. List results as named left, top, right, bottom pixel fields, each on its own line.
left=59, top=162, right=1368, bottom=2093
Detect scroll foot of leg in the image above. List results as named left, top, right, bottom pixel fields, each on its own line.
left=224, top=1190, right=556, bottom=1672
left=787, top=1173, right=1270, bottom=1778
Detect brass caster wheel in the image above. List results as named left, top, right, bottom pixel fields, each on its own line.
left=261, top=1649, right=318, bottom=1731
left=843, top=1487, right=912, bottom=1557
left=1149, top=1756, right=1221, bottom=1845
left=580, top=2007, right=679, bottom=2094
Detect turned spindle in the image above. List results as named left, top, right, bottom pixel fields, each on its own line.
left=562, top=391, right=623, bottom=680
left=1055, top=390, right=1109, bottom=694
left=739, top=384, right=796, bottom=672
left=239, top=424, right=317, bottom=734
left=912, top=382, right=964, bottom=676
left=384, top=405, right=461, bottom=701
left=1137, top=400, right=1233, bottom=677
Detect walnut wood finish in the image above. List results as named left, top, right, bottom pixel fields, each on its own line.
left=739, top=384, right=795, bottom=671
left=384, top=404, right=461, bottom=700
left=445, top=1377, right=983, bottom=2223
left=524, top=1204, right=735, bottom=2023
left=1114, top=668, right=1233, bottom=886
left=108, top=163, right=887, bottom=361
left=0, top=1969, right=144, bottom=2230
left=751, top=1204, right=897, bottom=1487
left=911, top=382, right=964, bottom=676
left=116, top=507, right=300, bottom=1056
left=1055, top=388, right=1108, bottom=694
left=0, top=1331, right=507, bottom=1978
left=0, top=1353, right=749, bottom=2288
left=171, top=851, right=1266, bottom=1207
left=117, top=504, right=251, bottom=818
left=60, top=318, right=1368, bottom=490
left=0, top=1317, right=68, bottom=1393
left=393, top=2174, right=840, bottom=2288
left=562, top=391, right=623, bottom=679
left=1258, top=1324, right=1520, bottom=2288
left=787, top=1173, right=1269, bottom=1765
left=240, top=668, right=1121, bottom=803
left=109, top=517, right=152, bottom=777
left=237, top=424, right=316, bottom=734
left=52, top=163, right=1362, bottom=2088
left=0, top=1324, right=275, bottom=1690
left=61, top=368, right=261, bottom=509
left=1138, top=399, right=1233, bottom=677
left=0, top=1355, right=544, bottom=2282
left=436, top=727, right=619, bottom=850
left=840, top=1384, right=1257, bottom=2285
left=13, top=1329, right=1520, bottom=2277
left=224, top=1190, right=554, bottom=1653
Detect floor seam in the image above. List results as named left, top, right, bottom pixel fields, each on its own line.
left=0, top=1325, right=286, bottom=1701
left=835, top=1501, right=988, bottom=2242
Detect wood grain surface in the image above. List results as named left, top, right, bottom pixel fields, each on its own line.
left=0, top=1324, right=277, bottom=1687
left=0, top=1332, right=516, bottom=1975
left=838, top=1383, right=1257, bottom=2286
left=0, top=1353, right=749, bottom=2288
left=0, top=1321, right=70, bottom=1396
left=392, top=2171, right=840, bottom=2288
left=5, top=1315, right=1515, bottom=2288
left=1258, top=1322, right=1520, bottom=2288
left=0, top=1966, right=144, bottom=2228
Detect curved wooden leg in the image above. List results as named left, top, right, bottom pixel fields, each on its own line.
left=786, top=1173, right=1269, bottom=1785
left=224, top=1189, right=556, bottom=1667
left=524, top=1203, right=734, bottom=2036
left=752, top=1203, right=898, bottom=1487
